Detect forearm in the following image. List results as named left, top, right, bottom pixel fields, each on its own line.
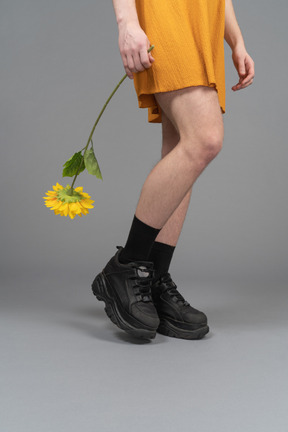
left=224, top=0, right=245, bottom=50
left=112, top=0, right=139, bottom=27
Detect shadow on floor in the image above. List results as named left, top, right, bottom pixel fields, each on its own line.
left=63, top=304, right=167, bottom=345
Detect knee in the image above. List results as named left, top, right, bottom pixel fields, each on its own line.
left=200, top=130, right=223, bottom=163
left=182, top=127, right=223, bottom=167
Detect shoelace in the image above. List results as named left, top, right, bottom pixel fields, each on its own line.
left=115, top=246, right=154, bottom=303
left=157, top=273, right=190, bottom=306
left=129, top=264, right=155, bottom=303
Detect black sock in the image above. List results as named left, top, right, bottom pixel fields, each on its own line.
left=148, top=241, right=175, bottom=280
left=119, top=215, right=161, bottom=264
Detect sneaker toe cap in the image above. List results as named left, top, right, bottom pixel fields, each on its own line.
left=183, top=308, right=208, bottom=325
left=132, top=303, right=160, bottom=329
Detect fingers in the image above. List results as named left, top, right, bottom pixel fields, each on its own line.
left=139, top=48, right=154, bottom=69
left=121, top=46, right=154, bottom=80
left=241, top=58, right=255, bottom=86
left=122, top=56, right=134, bottom=79
left=148, top=53, right=155, bottom=63
left=232, top=79, right=253, bottom=91
left=232, top=57, right=255, bottom=91
left=124, top=54, right=148, bottom=79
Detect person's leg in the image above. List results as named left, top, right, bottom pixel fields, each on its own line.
left=92, top=85, right=223, bottom=339
left=121, top=109, right=193, bottom=267
left=148, top=138, right=209, bottom=339
left=148, top=110, right=192, bottom=279
left=134, top=86, right=224, bottom=229
left=121, top=85, right=223, bottom=266
left=155, top=110, right=193, bottom=247
left=142, top=86, right=223, bottom=339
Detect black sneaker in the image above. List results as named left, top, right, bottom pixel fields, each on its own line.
left=91, top=246, right=160, bottom=339
left=151, top=273, right=209, bottom=340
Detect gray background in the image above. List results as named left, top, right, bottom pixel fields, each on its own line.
left=1, top=0, right=287, bottom=431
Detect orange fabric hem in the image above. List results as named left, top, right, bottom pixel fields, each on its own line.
left=137, top=82, right=226, bottom=123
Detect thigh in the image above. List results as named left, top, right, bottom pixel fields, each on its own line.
left=155, top=86, right=224, bottom=142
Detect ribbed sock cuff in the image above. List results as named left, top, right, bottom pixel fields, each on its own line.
left=149, top=241, right=176, bottom=279
left=119, top=215, right=161, bottom=264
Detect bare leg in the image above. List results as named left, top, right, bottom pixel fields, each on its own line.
left=155, top=110, right=193, bottom=247
left=135, top=86, right=224, bottom=229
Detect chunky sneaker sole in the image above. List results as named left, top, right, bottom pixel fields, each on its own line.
left=92, top=272, right=157, bottom=340
left=157, top=319, right=209, bottom=340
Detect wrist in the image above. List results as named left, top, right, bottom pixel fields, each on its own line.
left=116, top=13, right=139, bottom=28
left=232, top=39, right=246, bottom=54
left=225, top=33, right=245, bottom=51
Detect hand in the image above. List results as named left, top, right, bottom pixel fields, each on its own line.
left=231, top=45, right=255, bottom=91
left=118, top=21, right=155, bottom=79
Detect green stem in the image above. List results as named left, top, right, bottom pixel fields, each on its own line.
left=68, top=75, right=127, bottom=194
left=68, top=45, right=155, bottom=195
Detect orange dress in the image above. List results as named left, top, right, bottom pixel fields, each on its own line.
left=133, top=0, right=226, bottom=123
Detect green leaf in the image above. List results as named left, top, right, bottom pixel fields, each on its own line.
left=62, top=152, right=85, bottom=177
left=84, top=147, right=103, bottom=180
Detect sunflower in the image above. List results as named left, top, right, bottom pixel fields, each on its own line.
left=43, top=183, right=94, bottom=219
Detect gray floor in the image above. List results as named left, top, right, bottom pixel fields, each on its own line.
left=1, top=273, right=287, bottom=432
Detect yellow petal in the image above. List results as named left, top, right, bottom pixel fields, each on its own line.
left=53, top=183, right=64, bottom=191
left=75, top=204, right=82, bottom=214
left=74, top=186, right=83, bottom=192
left=82, top=199, right=94, bottom=205
left=59, top=202, right=68, bottom=212
left=70, top=202, right=81, bottom=214
left=80, top=192, right=91, bottom=199
left=80, top=207, right=89, bottom=215
left=58, top=205, right=68, bottom=216
left=45, top=201, right=56, bottom=208
left=63, top=205, right=69, bottom=216
left=44, top=197, right=57, bottom=202
left=51, top=201, right=63, bottom=210
left=68, top=209, right=76, bottom=219
left=80, top=200, right=94, bottom=209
